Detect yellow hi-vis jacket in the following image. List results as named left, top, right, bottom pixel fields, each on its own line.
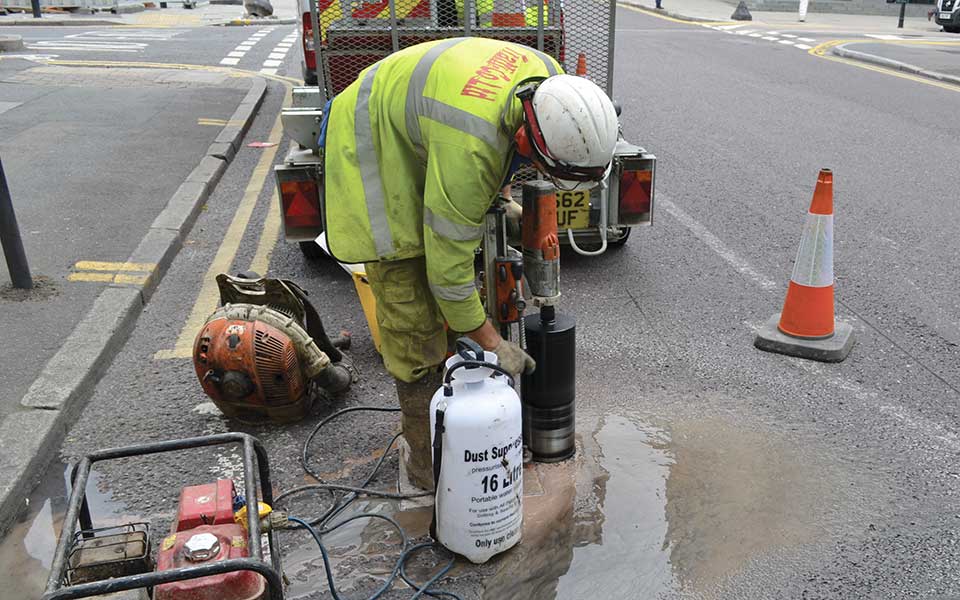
left=324, top=37, right=561, bottom=333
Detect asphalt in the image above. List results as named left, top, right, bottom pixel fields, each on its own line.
left=3, top=4, right=960, bottom=600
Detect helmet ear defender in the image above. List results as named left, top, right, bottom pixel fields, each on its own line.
left=514, top=126, right=532, bottom=158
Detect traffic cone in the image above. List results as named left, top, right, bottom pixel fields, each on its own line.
left=754, top=169, right=855, bottom=362
left=576, top=52, right=587, bottom=77
left=491, top=0, right=525, bottom=26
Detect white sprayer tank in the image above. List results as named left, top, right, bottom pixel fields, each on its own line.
left=430, top=349, right=524, bottom=564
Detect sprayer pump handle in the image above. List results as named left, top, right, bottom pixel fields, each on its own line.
left=456, top=337, right=485, bottom=362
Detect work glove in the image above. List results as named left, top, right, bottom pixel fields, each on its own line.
left=503, top=198, right=523, bottom=246
left=493, top=339, right=536, bottom=378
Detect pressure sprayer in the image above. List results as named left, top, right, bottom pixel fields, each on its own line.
left=430, top=338, right=524, bottom=564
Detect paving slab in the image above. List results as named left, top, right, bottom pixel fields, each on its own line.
left=833, top=40, right=960, bottom=80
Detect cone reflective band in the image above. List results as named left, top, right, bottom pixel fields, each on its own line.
left=778, top=169, right=835, bottom=339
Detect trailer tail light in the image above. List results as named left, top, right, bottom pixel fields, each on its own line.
left=617, top=154, right=656, bottom=225
left=302, top=12, right=316, bottom=70
left=276, top=162, right=324, bottom=242
left=281, top=179, right=321, bottom=229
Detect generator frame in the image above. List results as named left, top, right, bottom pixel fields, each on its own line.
left=41, top=433, right=285, bottom=600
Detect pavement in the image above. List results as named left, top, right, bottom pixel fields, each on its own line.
left=0, top=1, right=297, bottom=26
left=2, top=2, right=960, bottom=599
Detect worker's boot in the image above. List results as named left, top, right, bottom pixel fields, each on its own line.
left=396, top=371, right=443, bottom=490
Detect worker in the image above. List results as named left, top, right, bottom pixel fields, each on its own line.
left=322, top=37, right=619, bottom=489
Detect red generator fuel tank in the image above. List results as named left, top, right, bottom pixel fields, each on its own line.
left=153, top=524, right=265, bottom=600
left=175, top=479, right=236, bottom=531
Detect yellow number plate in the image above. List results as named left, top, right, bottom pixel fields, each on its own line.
left=556, top=190, right=590, bottom=230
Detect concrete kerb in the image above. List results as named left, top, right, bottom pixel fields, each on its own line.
left=216, top=16, right=297, bottom=25
left=0, top=73, right=268, bottom=538
left=618, top=0, right=729, bottom=23
left=831, top=42, right=960, bottom=87
left=0, top=35, right=24, bottom=52
left=0, top=18, right=124, bottom=26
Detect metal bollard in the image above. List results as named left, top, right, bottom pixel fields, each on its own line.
left=0, top=157, right=33, bottom=289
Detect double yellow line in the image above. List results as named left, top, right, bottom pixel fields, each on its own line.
left=154, top=92, right=288, bottom=360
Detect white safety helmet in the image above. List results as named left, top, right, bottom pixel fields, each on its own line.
left=516, top=74, right=620, bottom=191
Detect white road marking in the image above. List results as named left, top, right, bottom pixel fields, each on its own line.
left=748, top=33, right=763, bottom=37
left=220, top=57, right=241, bottom=65
left=781, top=33, right=797, bottom=38
left=236, top=44, right=254, bottom=50
left=28, top=41, right=145, bottom=52
left=778, top=39, right=796, bottom=44
left=866, top=34, right=904, bottom=40
left=268, top=52, right=286, bottom=59
left=798, top=37, right=815, bottom=42
left=762, top=36, right=779, bottom=41
left=766, top=30, right=779, bottom=34
left=260, top=67, right=278, bottom=75
left=0, top=53, right=58, bottom=61
left=228, top=51, right=246, bottom=58
left=794, top=44, right=812, bottom=50
left=262, top=59, right=282, bottom=67
left=659, top=198, right=779, bottom=291
left=65, top=29, right=185, bottom=41
left=736, top=30, right=755, bottom=35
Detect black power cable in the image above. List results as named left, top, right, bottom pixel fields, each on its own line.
left=278, top=405, right=462, bottom=600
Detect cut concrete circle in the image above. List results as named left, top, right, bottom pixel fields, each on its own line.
left=0, top=35, right=24, bottom=52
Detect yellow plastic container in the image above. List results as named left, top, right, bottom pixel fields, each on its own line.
left=351, top=271, right=381, bottom=353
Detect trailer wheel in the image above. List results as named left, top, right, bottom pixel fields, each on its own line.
left=302, top=63, right=318, bottom=86
left=299, top=241, right=326, bottom=260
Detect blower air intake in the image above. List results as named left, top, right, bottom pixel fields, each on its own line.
left=193, top=273, right=355, bottom=424
left=194, top=304, right=321, bottom=423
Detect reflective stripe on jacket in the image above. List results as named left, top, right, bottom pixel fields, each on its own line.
left=324, top=37, right=560, bottom=332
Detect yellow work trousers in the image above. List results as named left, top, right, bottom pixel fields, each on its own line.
left=364, top=257, right=449, bottom=383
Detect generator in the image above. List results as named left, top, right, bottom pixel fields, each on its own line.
left=41, top=434, right=284, bottom=600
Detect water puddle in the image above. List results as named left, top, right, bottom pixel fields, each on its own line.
left=492, top=413, right=838, bottom=599
left=0, top=463, right=132, bottom=598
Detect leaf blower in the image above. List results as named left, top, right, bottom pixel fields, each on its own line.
left=193, top=273, right=356, bottom=423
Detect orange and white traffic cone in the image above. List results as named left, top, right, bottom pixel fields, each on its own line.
left=754, top=169, right=855, bottom=362
left=491, top=0, right=526, bottom=26
left=576, top=52, right=588, bottom=77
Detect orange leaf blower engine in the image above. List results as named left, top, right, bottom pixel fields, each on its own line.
left=193, top=273, right=355, bottom=423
